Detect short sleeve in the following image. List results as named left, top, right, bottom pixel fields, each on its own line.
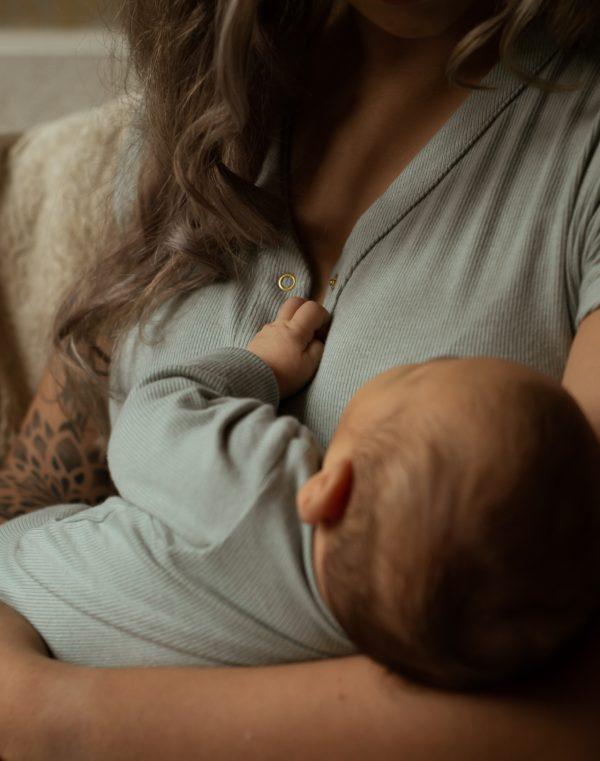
left=576, top=202, right=600, bottom=327
left=569, top=125, right=600, bottom=329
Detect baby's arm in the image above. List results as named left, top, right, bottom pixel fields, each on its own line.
left=107, top=298, right=329, bottom=537
left=0, top=300, right=329, bottom=663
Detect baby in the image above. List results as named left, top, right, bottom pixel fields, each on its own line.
left=0, top=297, right=599, bottom=689
left=251, top=298, right=600, bottom=687
left=297, top=350, right=600, bottom=688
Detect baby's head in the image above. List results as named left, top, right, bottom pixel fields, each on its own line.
left=297, top=357, right=600, bottom=689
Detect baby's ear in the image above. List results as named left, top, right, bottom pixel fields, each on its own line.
left=296, top=459, right=353, bottom=525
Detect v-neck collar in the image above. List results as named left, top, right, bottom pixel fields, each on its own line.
left=258, top=16, right=562, bottom=306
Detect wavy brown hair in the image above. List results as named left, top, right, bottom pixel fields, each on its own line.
left=51, top=0, right=600, bottom=441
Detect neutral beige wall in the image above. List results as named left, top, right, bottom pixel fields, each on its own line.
left=0, top=28, right=125, bottom=133
left=0, top=1, right=118, bottom=27
left=0, top=2, right=124, bottom=132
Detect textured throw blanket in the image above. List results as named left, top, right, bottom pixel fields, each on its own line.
left=0, top=96, right=136, bottom=463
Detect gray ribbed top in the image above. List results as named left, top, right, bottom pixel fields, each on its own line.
left=110, top=20, right=600, bottom=451
left=1, top=18, right=599, bottom=670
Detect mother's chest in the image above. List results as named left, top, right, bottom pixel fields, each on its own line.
left=116, top=198, right=575, bottom=443
left=282, top=228, right=574, bottom=445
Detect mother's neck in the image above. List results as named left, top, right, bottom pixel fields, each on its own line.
left=316, top=1, right=501, bottom=99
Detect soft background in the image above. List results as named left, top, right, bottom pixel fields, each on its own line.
left=0, top=1, right=118, bottom=26
left=0, top=2, right=133, bottom=459
left=0, top=0, right=123, bottom=132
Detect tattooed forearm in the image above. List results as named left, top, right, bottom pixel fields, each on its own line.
left=0, top=409, right=117, bottom=524
left=56, top=379, right=90, bottom=441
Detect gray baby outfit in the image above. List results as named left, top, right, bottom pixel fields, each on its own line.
left=0, top=349, right=354, bottom=666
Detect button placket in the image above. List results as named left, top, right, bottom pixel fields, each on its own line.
left=277, top=272, right=297, bottom=292
left=272, top=227, right=312, bottom=301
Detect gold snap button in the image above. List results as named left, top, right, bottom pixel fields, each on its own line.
left=278, top=273, right=297, bottom=292
left=328, top=277, right=337, bottom=290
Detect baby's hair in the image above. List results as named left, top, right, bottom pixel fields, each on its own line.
left=323, top=375, right=600, bottom=689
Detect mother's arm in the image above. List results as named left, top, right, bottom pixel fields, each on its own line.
left=562, top=307, right=600, bottom=437
left=3, top=618, right=599, bottom=761
left=3, top=310, right=600, bottom=761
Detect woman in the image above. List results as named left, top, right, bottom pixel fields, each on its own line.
left=1, top=0, right=600, bottom=758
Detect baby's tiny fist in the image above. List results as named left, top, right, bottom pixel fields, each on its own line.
left=247, top=298, right=330, bottom=399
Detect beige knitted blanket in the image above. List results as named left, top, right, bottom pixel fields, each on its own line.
left=0, top=96, right=136, bottom=463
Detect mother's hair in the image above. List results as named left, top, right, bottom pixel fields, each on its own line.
left=51, top=0, right=600, bottom=436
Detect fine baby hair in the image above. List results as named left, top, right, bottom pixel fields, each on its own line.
left=321, top=358, right=600, bottom=689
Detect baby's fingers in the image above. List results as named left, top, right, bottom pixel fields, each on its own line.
left=306, top=339, right=325, bottom=365
left=275, top=296, right=307, bottom=323
left=290, top=301, right=330, bottom=341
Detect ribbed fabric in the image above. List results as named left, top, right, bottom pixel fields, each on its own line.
left=110, top=21, right=600, bottom=451
left=1, top=19, right=600, bottom=668
left=0, top=351, right=349, bottom=667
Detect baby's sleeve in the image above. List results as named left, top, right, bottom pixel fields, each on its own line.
left=107, top=347, right=319, bottom=544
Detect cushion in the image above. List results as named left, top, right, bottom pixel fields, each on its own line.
left=0, top=96, right=137, bottom=463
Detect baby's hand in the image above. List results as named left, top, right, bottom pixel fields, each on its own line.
left=247, top=297, right=330, bottom=399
